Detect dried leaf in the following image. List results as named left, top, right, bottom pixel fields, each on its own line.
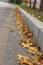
left=17, top=53, right=33, bottom=65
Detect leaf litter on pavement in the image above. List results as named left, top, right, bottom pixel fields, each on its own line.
left=12, top=7, right=43, bottom=65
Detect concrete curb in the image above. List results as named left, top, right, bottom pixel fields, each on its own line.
left=17, top=7, right=43, bottom=52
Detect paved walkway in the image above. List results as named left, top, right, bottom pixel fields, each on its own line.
left=0, top=2, right=32, bottom=65
left=0, top=2, right=15, bottom=7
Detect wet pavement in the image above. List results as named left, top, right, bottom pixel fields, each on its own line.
left=0, top=3, right=33, bottom=65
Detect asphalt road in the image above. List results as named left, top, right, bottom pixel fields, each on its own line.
left=0, top=4, right=33, bottom=65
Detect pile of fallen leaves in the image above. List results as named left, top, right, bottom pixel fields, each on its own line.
left=17, top=53, right=43, bottom=65
left=15, top=8, right=43, bottom=65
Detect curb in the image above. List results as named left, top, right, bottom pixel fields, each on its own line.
left=17, top=6, right=43, bottom=52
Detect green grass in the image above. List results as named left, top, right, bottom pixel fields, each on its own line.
left=17, top=4, right=43, bottom=22
left=17, top=4, right=28, bottom=7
